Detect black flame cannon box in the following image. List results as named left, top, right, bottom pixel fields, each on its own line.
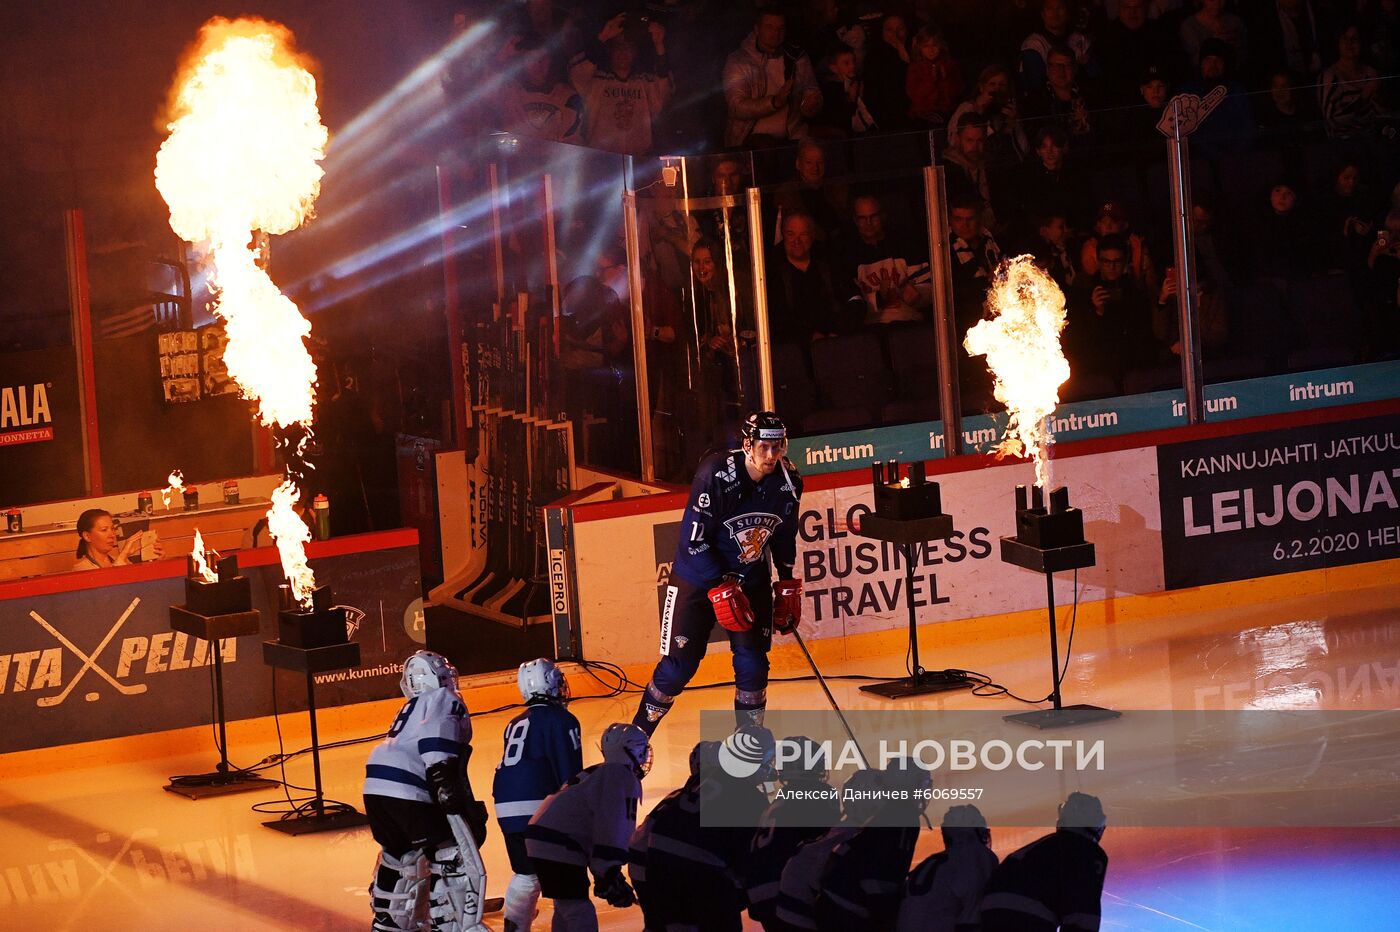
left=857, top=460, right=955, bottom=544
left=169, top=554, right=260, bottom=640
left=999, top=484, right=1096, bottom=573
left=276, top=585, right=349, bottom=649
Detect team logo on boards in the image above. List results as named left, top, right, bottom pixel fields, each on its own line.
left=723, top=513, right=781, bottom=563
left=7, top=598, right=245, bottom=708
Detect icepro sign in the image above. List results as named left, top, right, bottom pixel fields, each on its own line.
left=1157, top=413, right=1400, bottom=589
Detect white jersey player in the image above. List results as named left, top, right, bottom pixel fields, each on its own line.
left=364, top=650, right=489, bottom=932
left=525, top=723, right=652, bottom=931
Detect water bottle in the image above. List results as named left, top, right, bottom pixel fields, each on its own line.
left=313, top=494, right=330, bottom=541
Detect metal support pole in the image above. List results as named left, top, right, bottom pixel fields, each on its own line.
left=487, top=163, right=506, bottom=312
left=437, top=165, right=468, bottom=447
left=904, top=542, right=923, bottom=680
left=214, top=639, right=231, bottom=773
left=305, top=667, right=324, bottom=816
left=64, top=209, right=101, bottom=495
left=922, top=166, right=963, bottom=456
left=1167, top=102, right=1205, bottom=424
left=543, top=173, right=562, bottom=358
left=1045, top=571, right=1063, bottom=711
left=622, top=191, right=656, bottom=482
left=746, top=187, right=776, bottom=411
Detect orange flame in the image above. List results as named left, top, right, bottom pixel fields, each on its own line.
left=161, top=469, right=185, bottom=509
left=963, top=256, right=1070, bottom=488
left=268, top=480, right=315, bottom=604
left=156, top=18, right=328, bottom=606
left=190, top=529, right=218, bottom=583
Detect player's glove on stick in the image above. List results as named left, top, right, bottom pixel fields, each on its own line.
left=709, top=579, right=754, bottom=632
left=773, top=578, right=803, bottom=634
left=426, top=759, right=472, bottom=815
left=594, top=865, right=636, bottom=908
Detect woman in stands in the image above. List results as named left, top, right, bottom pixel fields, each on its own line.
left=72, top=509, right=161, bottom=571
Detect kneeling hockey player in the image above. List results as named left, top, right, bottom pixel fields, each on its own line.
left=364, top=650, right=490, bottom=932
left=525, top=723, right=652, bottom=930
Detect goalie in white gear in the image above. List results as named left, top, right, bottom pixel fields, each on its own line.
left=365, top=650, right=490, bottom=932
left=493, top=658, right=583, bottom=932
left=525, top=722, right=651, bottom=931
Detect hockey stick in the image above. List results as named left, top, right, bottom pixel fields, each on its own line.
left=788, top=626, right=868, bottom=769
left=791, top=628, right=936, bottom=829
left=30, top=599, right=146, bottom=704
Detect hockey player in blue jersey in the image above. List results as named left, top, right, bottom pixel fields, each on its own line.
left=979, top=792, right=1108, bottom=932
left=814, top=763, right=929, bottom=931
left=627, top=740, right=718, bottom=930
left=633, top=411, right=805, bottom=735
left=364, top=650, right=490, bottom=932
left=629, top=727, right=776, bottom=930
left=525, top=722, right=652, bottom=931
left=493, top=658, right=584, bottom=932
left=896, top=805, right=998, bottom=932
left=774, top=768, right=886, bottom=932
left=744, top=736, right=841, bottom=929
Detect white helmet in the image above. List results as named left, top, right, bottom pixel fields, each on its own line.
left=401, top=650, right=459, bottom=699
left=518, top=657, right=569, bottom=703
left=601, top=723, right=653, bottom=779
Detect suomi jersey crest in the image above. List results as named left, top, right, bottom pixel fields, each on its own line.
left=724, top=513, right=783, bottom=563
left=673, top=450, right=803, bottom=586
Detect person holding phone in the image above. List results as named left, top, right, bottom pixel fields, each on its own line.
left=71, top=509, right=163, bottom=571
left=1067, top=235, right=1154, bottom=394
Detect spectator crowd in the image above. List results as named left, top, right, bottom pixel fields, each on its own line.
left=447, top=0, right=1400, bottom=469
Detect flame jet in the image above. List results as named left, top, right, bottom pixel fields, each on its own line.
left=964, top=256, right=1071, bottom=488
left=156, top=18, right=329, bottom=605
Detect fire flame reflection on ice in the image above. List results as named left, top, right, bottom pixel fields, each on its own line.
left=963, top=256, right=1070, bottom=488
left=190, top=528, right=218, bottom=583
left=155, top=17, right=328, bottom=606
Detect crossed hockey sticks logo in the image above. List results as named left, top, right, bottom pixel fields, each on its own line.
left=47, top=828, right=156, bottom=908
left=27, top=597, right=146, bottom=707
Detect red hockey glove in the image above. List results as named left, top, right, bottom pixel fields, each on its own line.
left=709, top=580, right=754, bottom=632
left=773, top=578, right=803, bottom=634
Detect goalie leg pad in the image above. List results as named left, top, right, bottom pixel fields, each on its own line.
left=370, top=848, right=428, bottom=932
left=430, top=809, right=491, bottom=932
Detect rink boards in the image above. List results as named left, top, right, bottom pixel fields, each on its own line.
left=564, top=402, right=1400, bottom=668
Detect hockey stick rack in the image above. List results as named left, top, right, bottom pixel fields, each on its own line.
left=165, top=553, right=278, bottom=799
left=855, top=461, right=974, bottom=699
left=999, top=484, right=1121, bottom=729
left=260, top=585, right=369, bottom=835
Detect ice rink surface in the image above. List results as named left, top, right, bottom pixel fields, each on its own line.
left=1, top=563, right=1397, bottom=930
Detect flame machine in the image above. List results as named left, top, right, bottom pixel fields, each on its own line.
left=166, top=552, right=278, bottom=798
left=854, top=459, right=974, bottom=699
left=999, top=485, right=1120, bottom=728
left=260, top=581, right=368, bottom=835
